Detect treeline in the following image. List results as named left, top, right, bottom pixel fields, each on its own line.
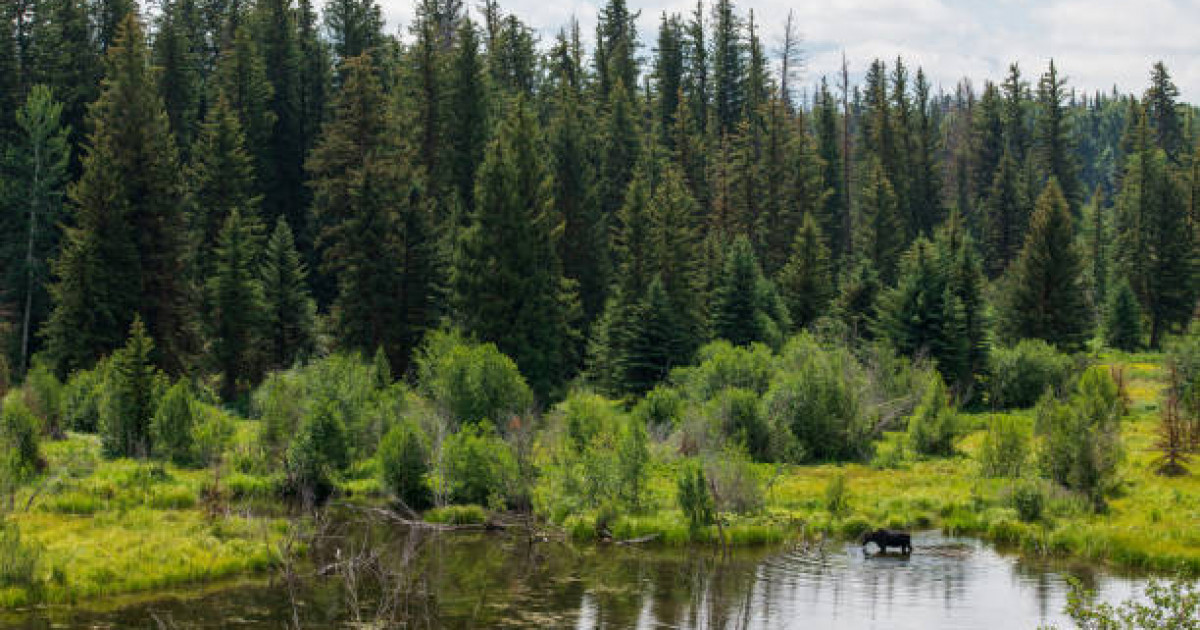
left=0, top=0, right=1197, bottom=407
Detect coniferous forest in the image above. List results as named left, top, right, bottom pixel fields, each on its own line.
left=0, top=0, right=1198, bottom=623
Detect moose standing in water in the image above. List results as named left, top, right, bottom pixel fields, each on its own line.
left=861, top=529, right=912, bottom=555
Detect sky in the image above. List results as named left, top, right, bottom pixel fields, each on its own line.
left=366, top=0, right=1200, bottom=103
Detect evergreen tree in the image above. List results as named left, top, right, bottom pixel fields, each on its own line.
left=452, top=98, right=578, bottom=401
left=998, top=178, right=1091, bottom=350
left=94, top=0, right=136, bottom=52
left=649, top=164, right=705, bottom=357
left=214, top=23, right=276, bottom=185
left=446, top=17, right=488, bottom=215
left=910, top=69, right=943, bottom=236
left=855, top=157, right=904, bottom=284
left=1112, top=106, right=1195, bottom=347
left=983, top=149, right=1028, bottom=277
left=153, top=0, right=203, bottom=154
left=710, top=235, right=788, bottom=347
left=2, top=86, right=71, bottom=375
left=27, top=0, right=101, bottom=159
left=45, top=15, right=191, bottom=374
left=323, top=0, right=383, bottom=62
left=877, top=238, right=966, bottom=383
left=815, top=79, right=848, bottom=260
left=600, top=80, right=641, bottom=221
left=776, top=212, right=832, bottom=330
left=937, top=210, right=989, bottom=389
left=1033, top=60, right=1080, bottom=211
left=654, top=14, right=684, bottom=148
left=102, top=317, right=159, bottom=458
left=307, top=55, right=434, bottom=372
left=187, top=92, right=261, bottom=281
left=260, top=216, right=315, bottom=370
left=711, top=0, right=745, bottom=135
left=252, top=0, right=308, bottom=228
left=973, top=81, right=1006, bottom=205
left=834, top=257, right=881, bottom=340
left=1104, top=279, right=1142, bottom=351
left=1144, top=62, right=1184, bottom=163
left=1081, top=187, right=1109, bottom=318
left=208, top=210, right=265, bottom=400
left=594, top=0, right=638, bottom=100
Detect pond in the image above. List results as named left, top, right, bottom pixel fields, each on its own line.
left=8, top=525, right=1146, bottom=629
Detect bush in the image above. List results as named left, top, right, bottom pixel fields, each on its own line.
left=253, top=372, right=306, bottom=462
left=191, top=406, right=236, bottom=467
left=378, top=421, right=432, bottom=509
left=672, top=341, right=776, bottom=400
left=285, top=395, right=350, bottom=504
left=677, top=464, right=714, bottom=535
left=60, top=361, right=109, bottom=433
left=1104, top=280, right=1143, bottom=351
left=706, top=448, right=763, bottom=514
left=440, top=422, right=518, bottom=508
left=99, top=319, right=164, bottom=458
left=763, top=343, right=869, bottom=462
left=1053, top=579, right=1198, bottom=630
left=978, top=414, right=1029, bottom=478
left=558, top=391, right=622, bottom=450
left=1011, top=479, right=1046, bottom=523
left=987, top=339, right=1074, bottom=409
left=1, top=394, right=44, bottom=491
left=710, top=388, right=770, bottom=461
left=632, top=386, right=684, bottom=433
left=416, top=330, right=533, bottom=427
left=824, top=471, right=850, bottom=518
left=1037, top=367, right=1122, bottom=509
left=907, top=375, right=961, bottom=457
left=21, top=360, right=62, bottom=435
left=152, top=382, right=199, bottom=465
left=424, top=504, right=487, bottom=525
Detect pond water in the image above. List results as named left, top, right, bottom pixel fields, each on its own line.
left=9, top=526, right=1147, bottom=629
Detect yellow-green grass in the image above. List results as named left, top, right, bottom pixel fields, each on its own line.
left=0, top=433, right=287, bottom=608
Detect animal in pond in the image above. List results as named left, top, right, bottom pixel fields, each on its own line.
left=860, top=529, right=912, bottom=555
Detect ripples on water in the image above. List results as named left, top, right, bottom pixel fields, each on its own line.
left=10, top=530, right=1144, bottom=629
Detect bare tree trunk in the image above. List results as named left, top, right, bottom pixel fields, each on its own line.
left=20, top=142, right=42, bottom=377
left=840, top=52, right=853, bottom=260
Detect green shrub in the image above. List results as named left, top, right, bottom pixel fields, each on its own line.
left=907, top=375, right=961, bottom=457
left=1054, top=579, right=1198, bottom=630
left=152, top=382, right=199, bottom=465
left=706, top=448, right=763, bottom=514
left=987, top=339, right=1074, bottom=409
left=1104, top=280, right=1143, bottom=351
left=977, top=414, right=1029, bottom=478
left=21, top=360, right=62, bottom=434
left=672, top=340, right=776, bottom=400
left=253, top=372, right=306, bottom=462
left=616, top=416, right=650, bottom=509
left=440, top=422, right=518, bottom=508
left=191, top=406, right=236, bottom=467
left=1, top=394, right=44, bottom=490
left=711, top=388, right=770, bottom=461
left=763, top=344, right=868, bottom=462
left=824, top=471, right=850, bottom=518
left=416, top=330, right=533, bottom=426
left=60, top=361, right=109, bottom=433
left=378, top=421, right=432, bottom=509
left=1011, top=479, right=1046, bottom=523
left=632, top=386, right=684, bottom=432
left=558, top=391, right=622, bottom=450
left=1165, top=323, right=1199, bottom=421
left=424, top=504, right=487, bottom=525
left=1037, top=367, right=1122, bottom=509
left=99, top=318, right=164, bottom=458
left=677, top=464, right=714, bottom=535
left=285, top=395, right=349, bottom=503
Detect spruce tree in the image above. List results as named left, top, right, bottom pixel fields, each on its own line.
left=654, top=14, right=684, bottom=148
left=1033, top=60, right=1080, bottom=211
left=1112, top=106, right=1195, bottom=347
left=983, top=149, right=1028, bottom=277
left=252, top=0, right=308, bottom=228
left=834, top=257, right=881, bottom=340
left=447, top=17, right=488, bottom=216
left=776, top=212, right=832, bottom=330
left=998, top=178, right=1091, bottom=350
left=815, top=79, right=848, bottom=259
left=27, top=0, right=100, bottom=159
left=2, top=86, right=71, bottom=375
left=214, top=23, right=276, bottom=184
left=594, top=0, right=638, bottom=100
left=451, top=97, right=578, bottom=401
left=1104, top=279, right=1142, bottom=351
left=600, top=80, right=641, bottom=221
left=45, top=15, right=191, bottom=374
left=260, top=216, right=315, bottom=370
left=188, top=92, right=261, bottom=282
left=307, top=55, right=433, bottom=372
left=102, top=317, right=159, bottom=458
left=153, top=0, right=203, bottom=154
left=1144, top=62, right=1184, bottom=163
left=910, top=69, right=943, bottom=236
left=855, top=157, right=904, bottom=284
left=323, top=0, right=383, bottom=62
left=711, top=235, right=788, bottom=347
left=711, top=0, right=745, bottom=134
left=208, top=210, right=265, bottom=400
left=973, top=81, right=1006, bottom=204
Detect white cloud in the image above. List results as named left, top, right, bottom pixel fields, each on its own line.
left=363, top=0, right=1200, bottom=100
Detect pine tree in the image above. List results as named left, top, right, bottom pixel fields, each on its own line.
left=153, top=0, right=203, bottom=154
left=207, top=210, right=265, bottom=400
left=323, top=0, right=383, bottom=63
left=973, top=81, right=1006, bottom=205
left=776, top=212, right=832, bottom=330
left=600, top=80, right=641, bottom=221
left=27, top=0, right=101, bottom=159
left=910, top=68, right=943, bottom=236
left=214, top=23, right=276, bottom=185
left=937, top=210, right=988, bottom=390
left=1081, top=187, right=1109, bottom=318
left=711, top=235, right=788, bottom=347
left=94, top=0, right=136, bottom=52
left=2, top=86, right=71, bottom=375
left=260, top=216, right=315, bottom=370
left=187, top=92, right=261, bottom=282
left=654, top=14, right=684, bottom=149
left=252, top=0, right=307, bottom=228
left=594, top=0, right=638, bottom=100
left=649, top=164, right=705, bottom=357
left=452, top=97, right=578, bottom=401
left=815, top=79, right=848, bottom=260
left=998, top=178, right=1091, bottom=350
left=855, top=157, right=904, bottom=284
left=1144, top=62, right=1184, bottom=163
left=1033, top=60, right=1080, bottom=211
left=1112, top=105, right=1195, bottom=347
left=307, top=55, right=433, bottom=372
left=45, top=15, right=191, bottom=374
left=711, top=0, right=745, bottom=135
left=983, top=149, right=1028, bottom=277
left=102, top=316, right=159, bottom=458
left=1104, top=279, right=1142, bottom=351
left=834, top=257, right=881, bottom=340
left=446, top=17, right=488, bottom=216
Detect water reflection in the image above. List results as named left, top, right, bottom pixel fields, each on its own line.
left=8, top=528, right=1144, bottom=629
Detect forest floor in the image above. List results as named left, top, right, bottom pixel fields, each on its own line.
left=1, top=353, right=1195, bottom=610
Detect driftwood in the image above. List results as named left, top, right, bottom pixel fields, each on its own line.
left=338, top=503, right=526, bottom=533
left=614, top=533, right=661, bottom=545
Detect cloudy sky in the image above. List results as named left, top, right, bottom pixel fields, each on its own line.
left=368, top=0, right=1199, bottom=102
